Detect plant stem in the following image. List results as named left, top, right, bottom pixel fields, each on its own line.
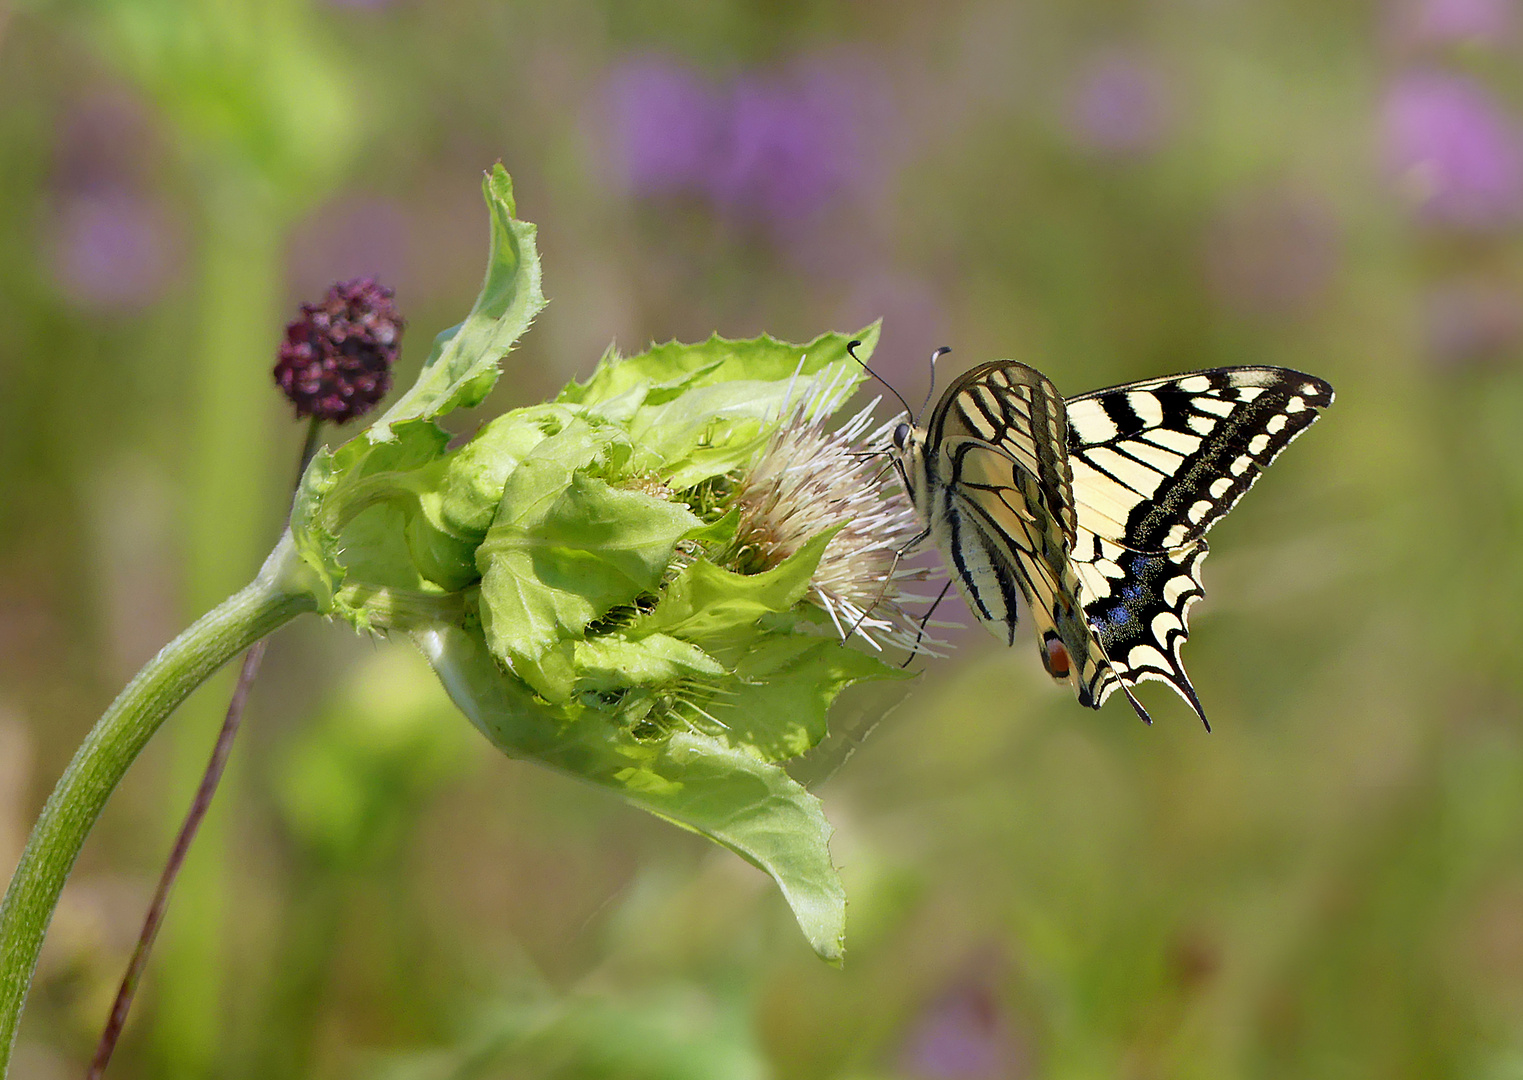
left=0, top=538, right=316, bottom=1077
left=85, top=641, right=267, bottom=1080
left=86, top=418, right=324, bottom=1078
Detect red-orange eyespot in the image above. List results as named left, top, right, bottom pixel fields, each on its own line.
left=1042, top=635, right=1072, bottom=679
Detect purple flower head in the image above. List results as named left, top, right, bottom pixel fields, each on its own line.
left=48, top=189, right=177, bottom=312
left=1066, top=48, right=1173, bottom=157
left=1391, top=0, right=1515, bottom=49
left=603, top=52, right=892, bottom=227
left=898, top=978, right=1027, bottom=1079
left=606, top=57, right=727, bottom=195
left=273, top=279, right=404, bottom=424
left=1381, top=70, right=1523, bottom=229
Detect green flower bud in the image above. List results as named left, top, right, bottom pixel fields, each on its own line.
left=288, top=166, right=921, bottom=961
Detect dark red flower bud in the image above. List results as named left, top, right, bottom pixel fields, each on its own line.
left=273, top=278, right=404, bottom=424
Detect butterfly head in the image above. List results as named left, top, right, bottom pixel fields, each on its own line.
left=844, top=340, right=940, bottom=512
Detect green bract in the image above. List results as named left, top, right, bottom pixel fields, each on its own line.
left=287, top=166, right=907, bottom=960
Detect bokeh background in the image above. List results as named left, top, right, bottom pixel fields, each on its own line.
left=3, top=0, right=1523, bottom=1076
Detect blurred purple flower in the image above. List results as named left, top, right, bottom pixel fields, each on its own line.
left=1390, top=0, right=1515, bottom=49
left=48, top=189, right=177, bottom=311
left=899, top=979, right=1026, bottom=1079
left=603, top=53, right=892, bottom=227
left=1381, top=70, right=1523, bottom=229
left=1422, top=278, right=1522, bottom=366
left=1065, top=48, right=1172, bottom=158
left=1204, top=187, right=1342, bottom=317
left=607, top=58, right=727, bottom=195
left=47, top=90, right=178, bottom=311
left=715, top=61, right=888, bottom=222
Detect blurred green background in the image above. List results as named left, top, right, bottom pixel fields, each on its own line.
left=4, top=0, right=1523, bottom=1076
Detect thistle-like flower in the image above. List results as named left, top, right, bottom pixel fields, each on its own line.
left=274, top=278, right=404, bottom=423
left=730, top=375, right=936, bottom=651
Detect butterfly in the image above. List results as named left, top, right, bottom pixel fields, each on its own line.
left=874, top=350, right=1335, bottom=729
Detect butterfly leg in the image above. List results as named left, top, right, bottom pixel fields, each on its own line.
left=844, top=524, right=932, bottom=643
left=900, top=578, right=954, bottom=668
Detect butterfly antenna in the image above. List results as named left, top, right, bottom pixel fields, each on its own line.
left=916, top=346, right=951, bottom=422
left=847, top=340, right=915, bottom=418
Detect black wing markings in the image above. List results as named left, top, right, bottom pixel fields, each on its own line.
left=1064, top=366, right=1334, bottom=727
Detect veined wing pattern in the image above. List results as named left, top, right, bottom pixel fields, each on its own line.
left=900, top=361, right=1334, bottom=727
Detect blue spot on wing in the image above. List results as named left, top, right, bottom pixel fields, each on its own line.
left=1094, top=601, right=1135, bottom=632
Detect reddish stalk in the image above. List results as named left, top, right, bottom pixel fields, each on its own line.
left=87, top=418, right=322, bottom=1079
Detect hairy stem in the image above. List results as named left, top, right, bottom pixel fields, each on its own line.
left=0, top=536, right=317, bottom=1076
left=87, top=418, right=326, bottom=1079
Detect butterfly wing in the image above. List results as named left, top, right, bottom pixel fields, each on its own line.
left=926, top=362, right=1117, bottom=708
left=1064, top=367, right=1335, bottom=725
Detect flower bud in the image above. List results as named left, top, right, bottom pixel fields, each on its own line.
left=274, top=278, right=404, bottom=423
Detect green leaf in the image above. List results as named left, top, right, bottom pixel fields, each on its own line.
left=335, top=505, right=441, bottom=595
left=706, top=636, right=907, bottom=762
left=289, top=418, right=453, bottom=610
left=561, top=326, right=880, bottom=488
left=415, top=624, right=848, bottom=961
left=475, top=420, right=701, bottom=680
left=511, top=631, right=728, bottom=707
left=287, top=450, right=344, bottom=610
left=287, top=166, right=544, bottom=608
left=560, top=325, right=878, bottom=409
left=635, top=529, right=837, bottom=643
left=570, top=634, right=726, bottom=693
left=401, top=404, right=580, bottom=590
left=370, top=165, right=546, bottom=439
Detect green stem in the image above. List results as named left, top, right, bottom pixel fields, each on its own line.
left=0, top=536, right=317, bottom=1075
left=332, top=584, right=470, bottom=631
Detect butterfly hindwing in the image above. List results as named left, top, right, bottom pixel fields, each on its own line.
left=1073, top=530, right=1211, bottom=726
left=926, top=363, right=1113, bottom=706
left=1064, top=366, right=1334, bottom=726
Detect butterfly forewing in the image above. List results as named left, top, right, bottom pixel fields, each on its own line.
left=1065, top=367, right=1335, bottom=551
left=1064, top=366, right=1334, bottom=726
left=930, top=361, right=1077, bottom=543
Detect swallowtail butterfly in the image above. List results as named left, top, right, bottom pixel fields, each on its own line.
left=883, top=356, right=1334, bottom=729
